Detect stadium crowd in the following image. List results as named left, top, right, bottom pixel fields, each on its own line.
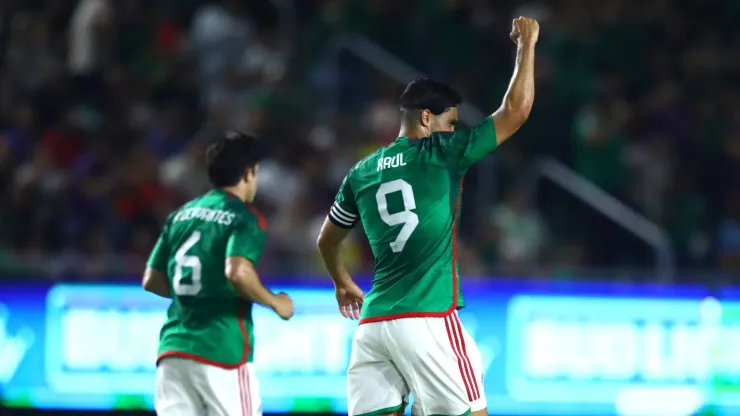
left=0, top=0, right=738, bottom=281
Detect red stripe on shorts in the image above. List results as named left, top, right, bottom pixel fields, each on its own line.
left=244, top=365, right=253, bottom=416
left=448, top=314, right=479, bottom=401
left=444, top=315, right=474, bottom=401
left=453, top=312, right=480, bottom=400
left=238, top=365, right=250, bottom=416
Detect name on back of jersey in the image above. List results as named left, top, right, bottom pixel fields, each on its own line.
left=173, top=207, right=235, bottom=225
left=377, top=153, right=406, bottom=172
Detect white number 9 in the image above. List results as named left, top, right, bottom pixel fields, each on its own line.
left=375, top=179, right=419, bottom=253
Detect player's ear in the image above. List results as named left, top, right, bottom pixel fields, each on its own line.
left=244, top=164, right=258, bottom=182
left=420, top=109, right=432, bottom=128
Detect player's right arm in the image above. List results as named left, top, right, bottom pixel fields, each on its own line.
left=317, top=174, right=365, bottom=320
left=448, top=17, right=538, bottom=172
left=225, top=219, right=294, bottom=320
left=143, top=222, right=172, bottom=298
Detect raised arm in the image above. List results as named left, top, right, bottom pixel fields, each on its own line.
left=492, top=17, right=539, bottom=145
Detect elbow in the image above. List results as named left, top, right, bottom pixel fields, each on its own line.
left=505, top=99, right=533, bottom=127
left=316, top=232, right=335, bottom=254
left=142, top=277, right=153, bottom=292
left=142, top=272, right=159, bottom=293
left=225, top=264, right=241, bottom=286
left=515, top=104, right=533, bottom=124
left=316, top=234, right=326, bottom=251
left=225, top=258, right=255, bottom=286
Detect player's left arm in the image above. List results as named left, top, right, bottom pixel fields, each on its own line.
left=143, top=227, right=172, bottom=298
left=449, top=17, right=538, bottom=172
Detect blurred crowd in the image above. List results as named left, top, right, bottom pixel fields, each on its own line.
left=0, top=0, right=739, bottom=282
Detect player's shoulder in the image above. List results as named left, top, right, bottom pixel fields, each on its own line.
left=165, top=195, right=204, bottom=223
left=350, top=147, right=386, bottom=175
left=242, top=204, right=268, bottom=232
left=218, top=196, right=267, bottom=232
left=426, top=131, right=458, bottom=150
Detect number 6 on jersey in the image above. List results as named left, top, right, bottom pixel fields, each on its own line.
left=375, top=179, right=419, bottom=253
left=173, top=231, right=202, bottom=295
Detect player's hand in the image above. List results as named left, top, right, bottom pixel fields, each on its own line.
left=335, top=280, right=364, bottom=320
left=273, top=292, right=294, bottom=320
left=510, top=16, right=539, bottom=45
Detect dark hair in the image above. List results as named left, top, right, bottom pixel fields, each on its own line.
left=205, top=130, right=264, bottom=188
left=399, top=78, right=462, bottom=115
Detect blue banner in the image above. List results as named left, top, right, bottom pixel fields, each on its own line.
left=1, top=279, right=740, bottom=415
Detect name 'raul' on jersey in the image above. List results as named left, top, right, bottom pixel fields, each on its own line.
left=327, top=116, right=498, bottom=322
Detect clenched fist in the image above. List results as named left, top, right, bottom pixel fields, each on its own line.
left=273, top=292, right=295, bottom=320
left=510, top=16, right=539, bottom=45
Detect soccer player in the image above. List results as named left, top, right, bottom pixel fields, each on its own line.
left=143, top=131, right=294, bottom=416
left=316, top=17, right=539, bottom=416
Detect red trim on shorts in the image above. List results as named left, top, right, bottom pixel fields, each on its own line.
left=358, top=178, right=465, bottom=325
left=239, top=365, right=252, bottom=416
left=452, top=312, right=480, bottom=400
left=239, top=365, right=247, bottom=416
left=444, top=315, right=474, bottom=401
left=156, top=303, right=250, bottom=369
left=245, top=365, right=253, bottom=415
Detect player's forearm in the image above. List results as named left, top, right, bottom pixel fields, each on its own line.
left=229, top=275, right=279, bottom=309
left=226, top=257, right=281, bottom=310
left=501, top=40, right=536, bottom=120
left=318, top=243, right=353, bottom=287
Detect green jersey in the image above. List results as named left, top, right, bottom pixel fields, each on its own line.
left=328, top=116, right=497, bottom=323
left=147, top=189, right=268, bottom=367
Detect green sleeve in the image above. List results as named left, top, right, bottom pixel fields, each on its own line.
left=147, top=224, right=170, bottom=272
left=328, top=174, right=359, bottom=229
left=226, top=217, right=268, bottom=264
left=447, top=115, right=498, bottom=172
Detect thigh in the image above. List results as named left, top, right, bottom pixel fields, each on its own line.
left=193, top=361, right=261, bottom=416
left=386, top=312, right=481, bottom=416
left=348, top=323, right=408, bottom=416
left=155, top=357, right=204, bottom=416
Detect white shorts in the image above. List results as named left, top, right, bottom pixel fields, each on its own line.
left=348, top=311, right=485, bottom=416
left=155, top=357, right=261, bottom=416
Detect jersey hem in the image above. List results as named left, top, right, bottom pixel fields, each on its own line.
left=156, top=350, right=250, bottom=369
left=156, top=302, right=251, bottom=369
left=354, top=403, right=404, bottom=416
left=358, top=177, right=465, bottom=326
left=428, top=408, right=471, bottom=416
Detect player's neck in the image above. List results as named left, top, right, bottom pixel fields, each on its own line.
left=398, top=125, right=428, bottom=139
left=219, top=186, right=249, bottom=203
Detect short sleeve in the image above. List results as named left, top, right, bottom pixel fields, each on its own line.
left=147, top=225, right=170, bottom=271
left=328, top=174, right=359, bottom=229
left=447, top=115, right=498, bottom=172
left=226, top=217, right=268, bottom=264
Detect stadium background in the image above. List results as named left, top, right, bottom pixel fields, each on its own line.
left=1, top=0, right=740, bottom=415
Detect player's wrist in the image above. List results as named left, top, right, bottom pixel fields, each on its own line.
left=517, top=38, right=537, bottom=48
left=332, top=273, right=354, bottom=287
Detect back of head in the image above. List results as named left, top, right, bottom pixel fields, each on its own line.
left=399, top=78, right=462, bottom=116
left=205, top=130, right=263, bottom=188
